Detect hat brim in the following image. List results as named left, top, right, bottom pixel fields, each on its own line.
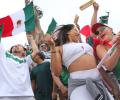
left=91, top=23, right=108, bottom=35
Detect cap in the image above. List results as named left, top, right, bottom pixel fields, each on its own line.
left=91, top=23, right=108, bottom=35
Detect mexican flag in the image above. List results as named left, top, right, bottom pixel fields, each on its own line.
left=46, top=18, right=57, bottom=34
left=99, top=12, right=109, bottom=24
left=0, top=2, right=35, bottom=38
left=0, top=25, right=3, bottom=41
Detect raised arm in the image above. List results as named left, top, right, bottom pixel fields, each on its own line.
left=47, top=36, right=62, bottom=76
left=96, top=32, right=120, bottom=70
left=90, top=2, right=99, bottom=27
left=27, top=34, right=39, bottom=58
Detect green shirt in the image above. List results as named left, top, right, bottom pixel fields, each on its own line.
left=30, top=62, right=53, bottom=100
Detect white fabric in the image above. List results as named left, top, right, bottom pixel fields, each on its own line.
left=69, top=68, right=114, bottom=100
left=0, top=43, right=34, bottom=97
left=0, top=97, right=35, bottom=100
left=70, top=68, right=100, bottom=80
left=70, top=85, right=114, bottom=100
left=10, top=10, right=25, bottom=35
left=62, top=42, right=93, bottom=68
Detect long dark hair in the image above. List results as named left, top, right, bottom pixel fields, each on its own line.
left=53, top=24, right=74, bottom=46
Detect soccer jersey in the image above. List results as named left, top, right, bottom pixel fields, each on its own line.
left=0, top=43, right=34, bottom=96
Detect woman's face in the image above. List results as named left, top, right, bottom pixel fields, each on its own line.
left=97, top=26, right=113, bottom=42
left=67, top=26, right=81, bottom=42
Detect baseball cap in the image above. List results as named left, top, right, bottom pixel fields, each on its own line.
left=91, top=23, right=108, bottom=35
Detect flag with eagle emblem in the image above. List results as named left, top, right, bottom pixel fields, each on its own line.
left=0, top=2, right=35, bottom=37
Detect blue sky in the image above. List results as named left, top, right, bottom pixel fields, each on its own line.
left=0, top=0, right=120, bottom=49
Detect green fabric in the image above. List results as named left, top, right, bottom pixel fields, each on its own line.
left=30, top=62, right=53, bottom=100
left=25, top=16, right=35, bottom=32
left=0, top=24, right=3, bottom=42
left=23, top=2, right=35, bottom=32
left=46, top=18, right=57, bottom=34
left=5, top=51, right=26, bottom=64
left=60, top=66, right=69, bottom=86
left=24, top=2, right=34, bottom=21
left=99, top=12, right=109, bottom=24
left=113, top=58, right=120, bottom=79
left=87, top=36, right=93, bottom=46
left=26, top=50, right=32, bottom=56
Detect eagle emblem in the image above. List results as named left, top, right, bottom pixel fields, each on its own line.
left=16, top=20, right=22, bottom=28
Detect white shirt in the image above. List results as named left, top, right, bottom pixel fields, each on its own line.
left=0, top=43, right=34, bottom=97
left=62, top=42, right=93, bottom=68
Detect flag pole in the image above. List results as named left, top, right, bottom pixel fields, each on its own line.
left=97, top=44, right=116, bottom=69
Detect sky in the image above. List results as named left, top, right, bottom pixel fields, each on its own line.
left=0, top=0, right=120, bottom=49
left=35, top=0, right=120, bottom=33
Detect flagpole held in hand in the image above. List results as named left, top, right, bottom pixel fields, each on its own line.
left=97, top=43, right=120, bottom=100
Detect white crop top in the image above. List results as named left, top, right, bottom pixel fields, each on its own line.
left=62, top=42, right=93, bottom=69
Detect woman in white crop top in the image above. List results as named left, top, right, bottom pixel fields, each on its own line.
left=48, top=24, right=120, bottom=100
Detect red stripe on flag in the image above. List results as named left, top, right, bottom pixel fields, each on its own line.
left=0, top=16, right=13, bottom=37
left=80, top=25, right=91, bottom=38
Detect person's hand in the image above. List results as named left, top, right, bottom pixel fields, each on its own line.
left=27, top=34, right=34, bottom=42
left=74, top=14, right=79, bottom=25
left=59, top=85, right=68, bottom=97
left=93, top=2, right=99, bottom=11
left=45, top=35, right=55, bottom=48
left=52, top=91, right=57, bottom=100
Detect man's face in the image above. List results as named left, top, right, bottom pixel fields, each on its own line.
left=32, top=53, right=42, bottom=63
left=10, top=44, right=26, bottom=57
left=39, top=44, right=48, bottom=52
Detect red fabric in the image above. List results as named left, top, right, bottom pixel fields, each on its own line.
left=80, top=25, right=91, bottom=38
left=91, top=23, right=107, bottom=34
left=0, top=16, right=13, bottom=37
left=93, top=37, right=112, bottom=52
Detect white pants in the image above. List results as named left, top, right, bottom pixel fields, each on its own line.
left=0, top=97, right=35, bottom=100
left=69, top=68, right=114, bottom=100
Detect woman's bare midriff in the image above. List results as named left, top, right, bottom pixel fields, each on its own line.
left=68, top=54, right=97, bottom=73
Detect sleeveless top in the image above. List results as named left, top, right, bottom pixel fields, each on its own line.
left=62, top=42, right=93, bottom=69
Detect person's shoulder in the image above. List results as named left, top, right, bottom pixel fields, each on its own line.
left=96, top=44, right=105, bottom=49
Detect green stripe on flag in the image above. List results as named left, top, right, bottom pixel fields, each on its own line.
left=25, top=16, right=35, bottom=32
left=0, top=24, right=3, bottom=42
left=24, top=2, right=35, bottom=32
left=46, top=18, right=57, bottom=34
left=24, top=2, right=34, bottom=21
